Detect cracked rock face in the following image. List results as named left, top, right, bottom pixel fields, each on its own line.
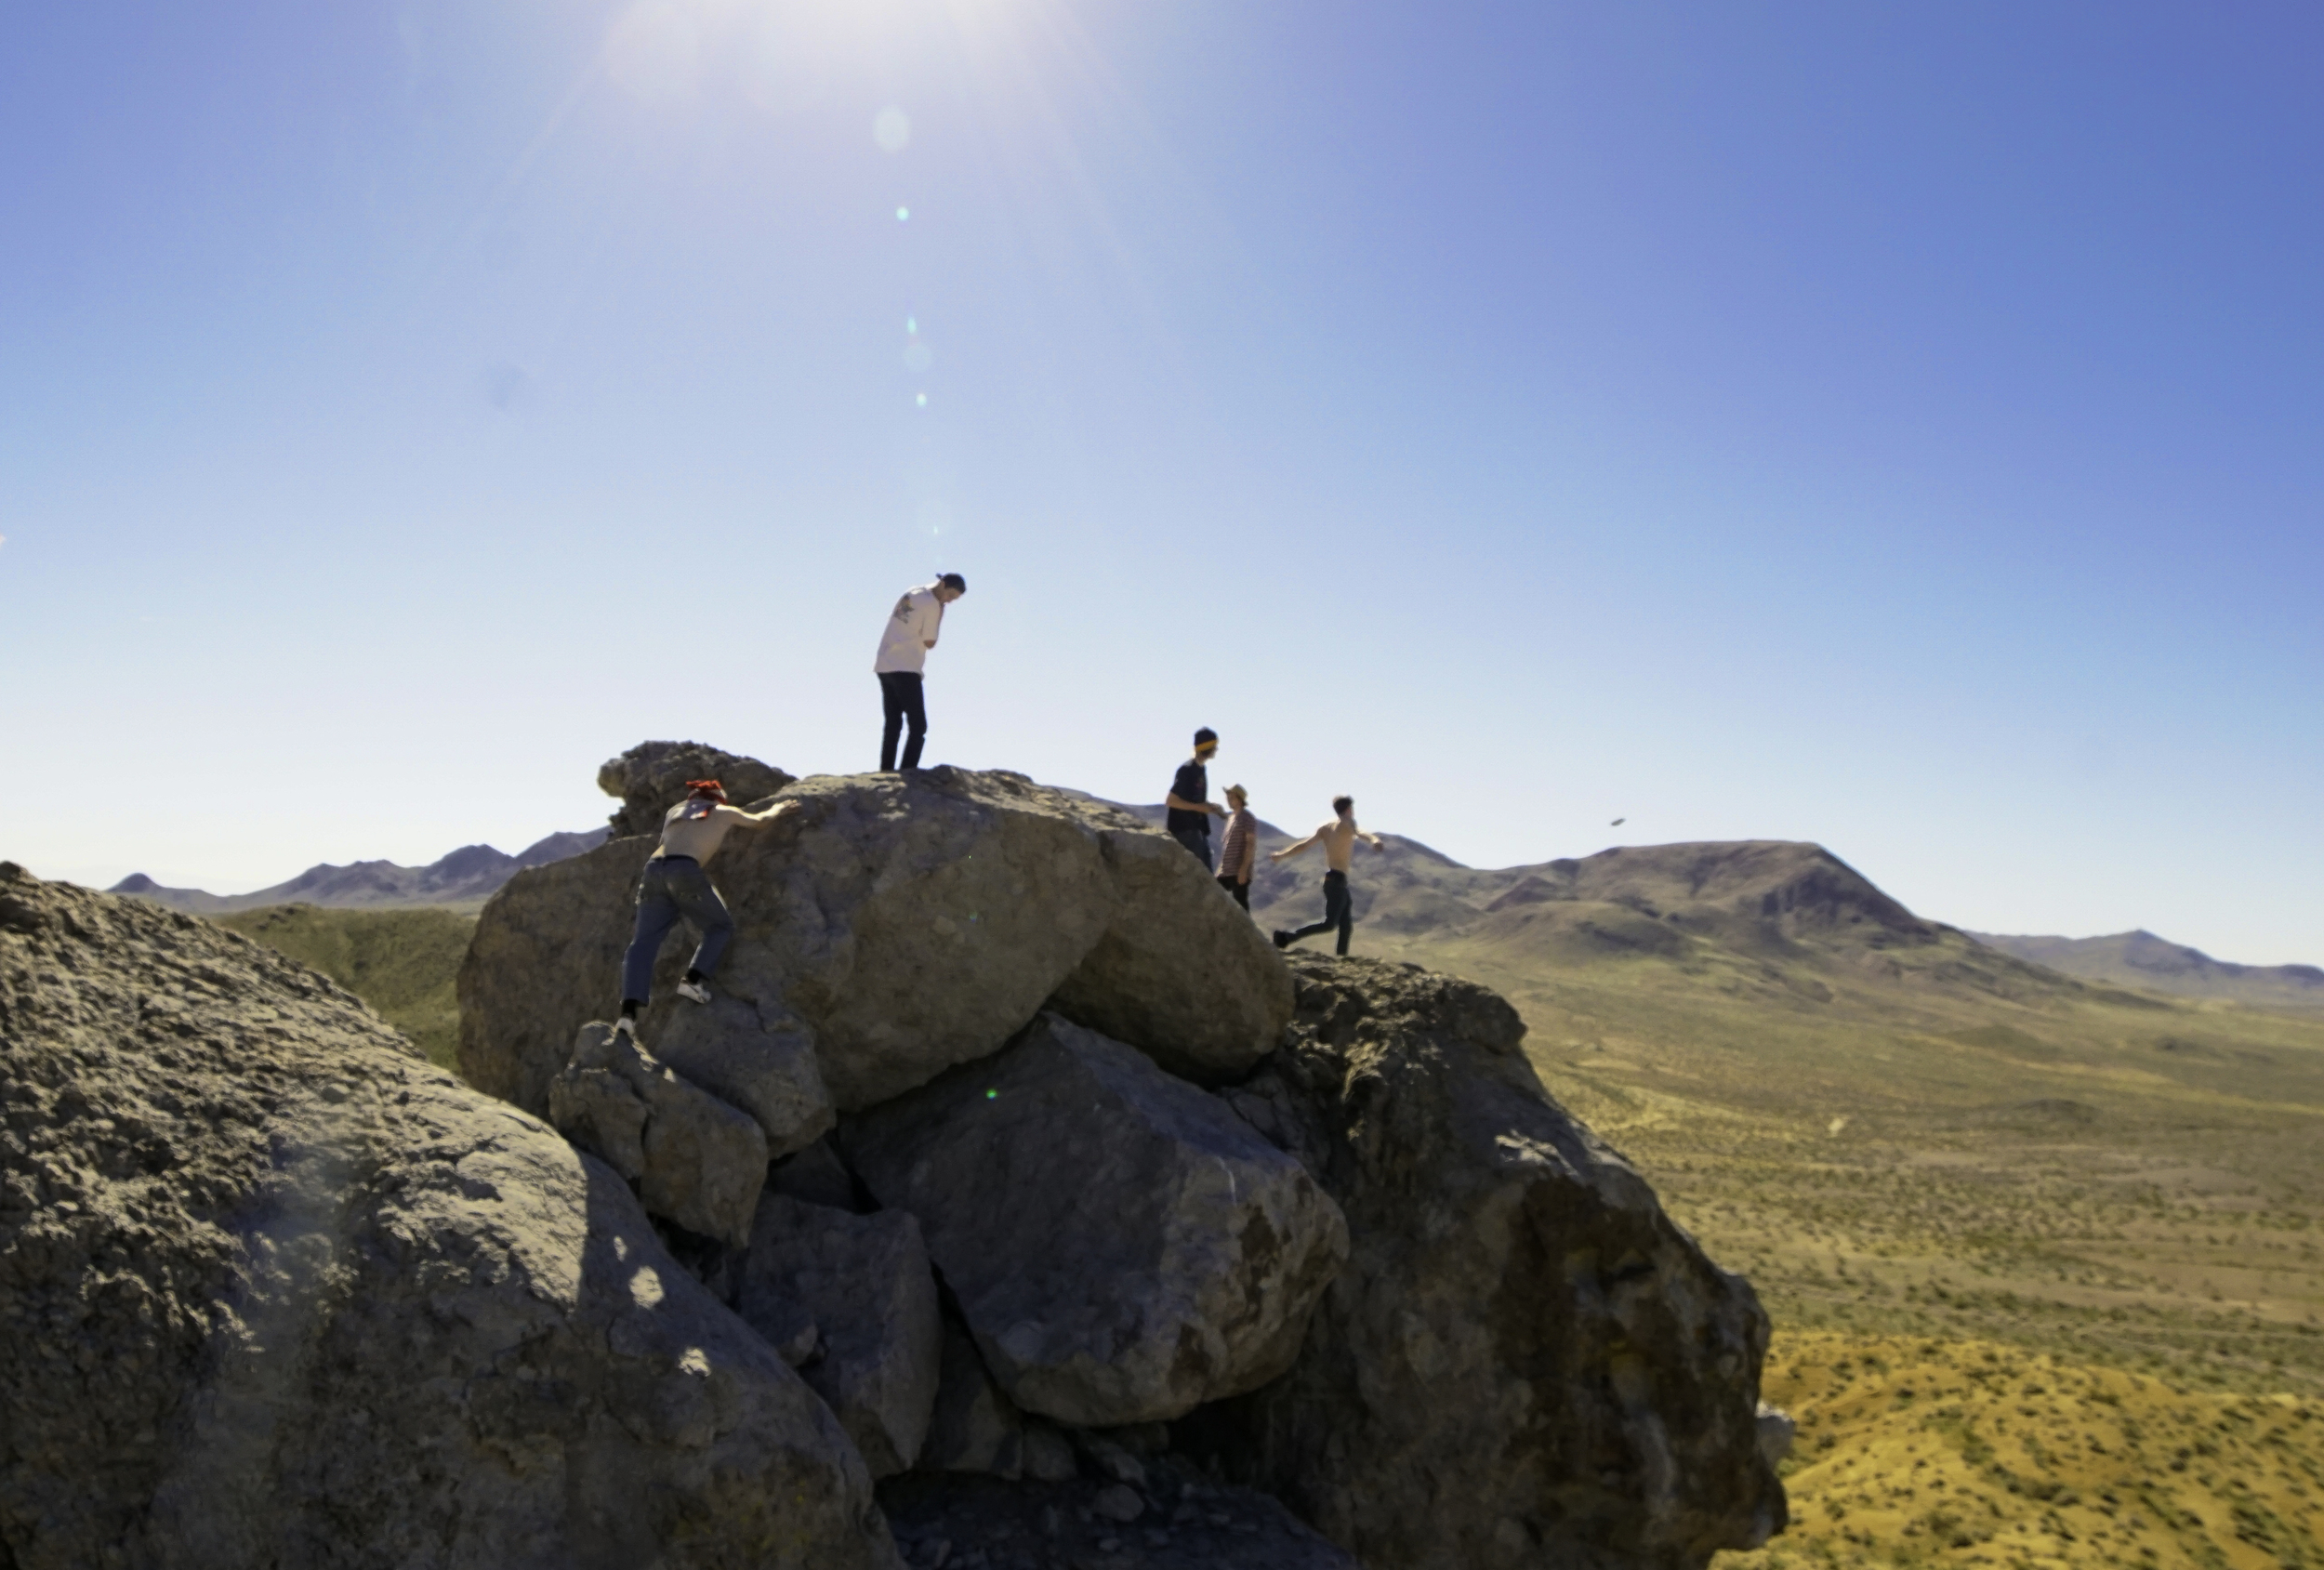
left=740, top=1194, right=943, bottom=1480
left=652, top=993, right=835, bottom=1155
left=841, top=1013, right=1349, bottom=1428
left=460, top=766, right=1292, bottom=1118
left=1180, top=957, right=1787, bottom=1570
left=548, top=1022, right=770, bottom=1247
left=0, top=865, right=899, bottom=1570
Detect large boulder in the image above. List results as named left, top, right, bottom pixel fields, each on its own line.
left=548, top=1022, right=769, bottom=1247
left=840, top=1013, right=1349, bottom=1428
left=0, top=865, right=898, bottom=1570
left=599, top=739, right=797, bottom=838
left=461, top=765, right=1292, bottom=1117
left=1047, top=819, right=1297, bottom=1081
left=1182, top=957, right=1786, bottom=1570
left=738, top=1195, right=942, bottom=1479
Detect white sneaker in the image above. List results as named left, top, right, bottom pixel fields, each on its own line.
left=676, top=980, right=711, bottom=1005
left=611, top=1016, right=637, bottom=1042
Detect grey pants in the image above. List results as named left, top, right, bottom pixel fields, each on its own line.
left=620, top=856, right=733, bottom=1004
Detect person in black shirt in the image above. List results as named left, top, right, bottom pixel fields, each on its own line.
left=1163, top=727, right=1224, bottom=869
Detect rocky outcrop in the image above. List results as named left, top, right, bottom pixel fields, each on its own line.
left=460, top=766, right=1292, bottom=1118
left=16, top=731, right=1795, bottom=1570
left=842, top=1012, right=1349, bottom=1428
left=741, top=1195, right=943, bottom=1479
left=548, top=1022, right=769, bottom=1246
left=0, top=864, right=898, bottom=1570
left=599, top=739, right=797, bottom=838
left=1183, top=956, right=1786, bottom=1570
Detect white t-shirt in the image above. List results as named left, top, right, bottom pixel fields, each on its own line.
left=874, top=586, right=944, bottom=675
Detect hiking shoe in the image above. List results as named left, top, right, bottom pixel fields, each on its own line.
left=676, top=980, right=711, bottom=1005
left=1271, top=930, right=1292, bottom=949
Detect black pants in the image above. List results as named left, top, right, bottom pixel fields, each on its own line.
left=1285, top=870, right=1353, bottom=956
left=879, top=672, right=928, bottom=771
left=1217, top=875, right=1250, bottom=911
left=1170, top=825, right=1214, bottom=871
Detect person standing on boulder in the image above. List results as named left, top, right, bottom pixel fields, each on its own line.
left=1270, top=795, right=1385, bottom=957
left=614, top=780, right=798, bottom=1036
left=876, top=573, right=967, bottom=772
left=1164, top=728, right=1225, bottom=869
left=1216, top=784, right=1259, bottom=912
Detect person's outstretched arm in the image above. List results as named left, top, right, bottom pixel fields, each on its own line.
left=716, top=800, right=801, bottom=829
left=1270, top=828, right=1322, bottom=863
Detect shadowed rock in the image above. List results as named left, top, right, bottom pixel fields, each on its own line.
left=0, top=864, right=899, bottom=1570
left=1180, top=956, right=1786, bottom=1570
left=917, top=1319, right=1028, bottom=1480
left=842, top=1013, right=1348, bottom=1428
left=739, top=1195, right=943, bottom=1479
left=879, top=1456, right=1360, bottom=1570
left=548, top=1022, right=770, bottom=1247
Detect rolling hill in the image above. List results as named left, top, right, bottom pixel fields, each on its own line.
left=1972, top=929, right=2324, bottom=1018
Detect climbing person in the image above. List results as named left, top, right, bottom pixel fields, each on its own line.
left=1216, top=784, right=1258, bottom=912
left=1269, top=794, right=1385, bottom=957
left=1163, top=727, right=1224, bottom=869
left=876, top=572, right=967, bottom=772
left=614, top=780, right=798, bottom=1036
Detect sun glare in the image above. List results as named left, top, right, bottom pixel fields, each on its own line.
left=601, top=0, right=1022, bottom=110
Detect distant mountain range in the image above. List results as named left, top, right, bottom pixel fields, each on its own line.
left=1968, top=930, right=2324, bottom=1018
left=107, top=803, right=2318, bottom=1021
left=1119, top=803, right=2321, bottom=1017
left=109, top=829, right=609, bottom=915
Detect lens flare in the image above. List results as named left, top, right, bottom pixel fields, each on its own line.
left=895, top=206, right=910, bottom=222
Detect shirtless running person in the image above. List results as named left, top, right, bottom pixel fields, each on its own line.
left=1269, top=794, right=1385, bottom=957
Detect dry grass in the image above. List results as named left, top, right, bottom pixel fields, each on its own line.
left=1360, top=923, right=2324, bottom=1567
left=216, top=904, right=475, bottom=1069
left=1728, top=1331, right=2323, bottom=1569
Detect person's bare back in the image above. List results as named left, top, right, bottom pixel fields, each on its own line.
left=1310, top=815, right=1380, bottom=873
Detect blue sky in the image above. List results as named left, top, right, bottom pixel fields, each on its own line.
left=4, top=1, right=2318, bottom=962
